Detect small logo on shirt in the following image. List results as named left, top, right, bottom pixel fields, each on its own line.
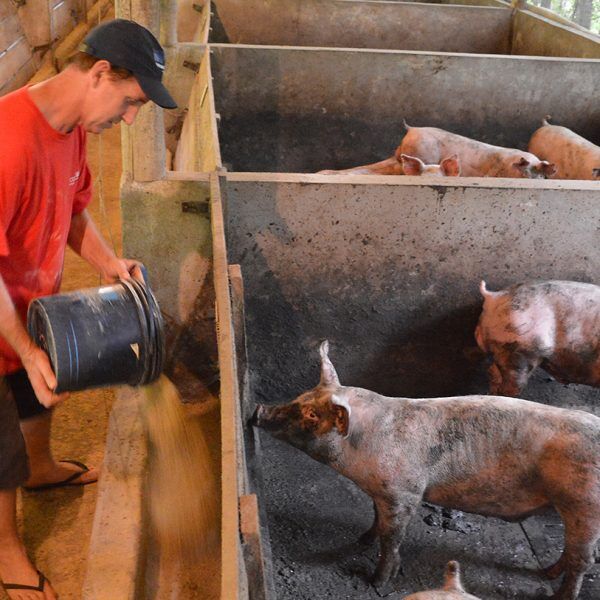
left=68, top=170, right=80, bottom=186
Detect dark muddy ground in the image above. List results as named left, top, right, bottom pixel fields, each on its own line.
left=256, top=370, right=600, bottom=599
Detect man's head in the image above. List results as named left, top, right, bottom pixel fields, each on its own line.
left=68, top=19, right=176, bottom=133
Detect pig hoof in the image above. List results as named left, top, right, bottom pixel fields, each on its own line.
left=543, top=561, right=564, bottom=580
left=372, top=568, right=403, bottom=596
left=373, top=580, right=396, bottom=598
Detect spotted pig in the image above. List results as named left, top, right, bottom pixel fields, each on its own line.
left=528, top=118, right=600, bottom=180
left=403, top=561, right=481, bottom=599
left=399, top=122, right=556, bottom=178
left=475, top=280, right=600, bottom=396
left=252, top=341, right=600, bottom=599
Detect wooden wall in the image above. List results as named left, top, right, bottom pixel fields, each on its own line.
left=0, top=0, right=88, bottom=96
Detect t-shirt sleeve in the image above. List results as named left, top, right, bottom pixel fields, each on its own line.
left=72, top=127, right=93, bottom=215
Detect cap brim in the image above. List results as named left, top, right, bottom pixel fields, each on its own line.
left=136, top=74, right=178, bottom=109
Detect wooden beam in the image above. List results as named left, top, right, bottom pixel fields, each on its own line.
left=211, top=173, right=242, bottom=599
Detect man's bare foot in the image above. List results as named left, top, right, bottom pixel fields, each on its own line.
left=0, top=540, right=57, bottom=599
left=23, top=460, right=98, bottom=491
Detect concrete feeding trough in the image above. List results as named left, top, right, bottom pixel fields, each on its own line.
left=210, top=0, right=600, bottom=58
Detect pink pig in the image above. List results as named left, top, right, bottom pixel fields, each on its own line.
left=399, top=122, right=556, bottom=178
left=318, top=153, right=460, bottom=177
left=475, top=280, right=600, bottom=396
left=403, top=561, right=481, bottom=599
left=528, top=117, right=600, bottom=180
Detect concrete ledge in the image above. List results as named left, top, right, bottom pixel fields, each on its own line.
left=82, top=387, right=147, bottom=600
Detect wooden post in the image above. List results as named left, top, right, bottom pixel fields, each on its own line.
left=160, top=0, right=178, bottom=47
left=117, top=0, right=166, bottom=182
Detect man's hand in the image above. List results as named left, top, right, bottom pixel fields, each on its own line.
left=99, top=257, right=143, bottom=283
left=20, top=343, right=68, bottom=408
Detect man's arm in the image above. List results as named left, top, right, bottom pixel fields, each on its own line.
left=0, top=275, right=66, bottom=407
left=68, top=209, right=142, bottom=282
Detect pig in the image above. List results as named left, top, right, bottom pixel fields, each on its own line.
left=317, top=153, right=460, bottom=177
left=475, top=280, right=600, bottom=397
left=403, top=561, right=481, bottom=599
left=252, top=340, right=600, bottom=599
left=528, top=117, right=600, bottom=180
left=399, top=122, right=556, bottom=178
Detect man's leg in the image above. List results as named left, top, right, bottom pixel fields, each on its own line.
left=0, top=378, right=56, bottom=598
left=0, top=489, right=56, bottom=599
left=8, top=370, right=98, bottom=489
left=20, top=411, right=98, bottom=489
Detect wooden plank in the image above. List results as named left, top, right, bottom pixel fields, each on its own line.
left=173, top=46, right=222, bottom=173
left=228, top=262, right=277, bottom=600
left=0, top=36, right=32, bottom=88
left=0, top=4, right=15, bottom=22
left=0, top=56, right=36, bottom=96
left=0, top=15, right=23, bottom=53
left=240, top=494, right=272, bottom=600
left=210, top=172, right=241, bottom=599
left=16, top=0, right=52, bottom=48
left=203, top=50, right=223, bottom=170
left=51, top=0, right=79, bottom=42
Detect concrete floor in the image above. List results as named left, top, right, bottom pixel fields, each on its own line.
left=1, top=124, right=124, bottom=600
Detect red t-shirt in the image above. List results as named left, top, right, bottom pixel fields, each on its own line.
left=0, top=87, right=92, bottom=374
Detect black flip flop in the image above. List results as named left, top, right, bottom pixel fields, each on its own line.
left=23, top=459, right=96, bottom=492
left=2, top=569, right=47, bottom=595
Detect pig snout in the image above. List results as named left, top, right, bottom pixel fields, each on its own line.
left=249, top=403, right=295, bottom=433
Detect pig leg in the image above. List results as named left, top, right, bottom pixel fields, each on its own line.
left=552, top=510, right=600, bottom=599
left=488, top=363, right=503, bottom=395
left=359, top=500, right=379, bottom=546
left=543, top=552, right=566, bottom=580
left=372, top=492, right=421, bottom=592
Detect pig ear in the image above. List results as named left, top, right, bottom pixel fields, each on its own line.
left=513, top=157, right=530, bottom=175
left=331, top=394, right=351, bottom=438
left=440, top=155, right=460, bottom=177
left=540, top=161, right=557, bottom=177
left=319, top=340, right=340, bottom=386
left=400, top=154, right=425, bottom=175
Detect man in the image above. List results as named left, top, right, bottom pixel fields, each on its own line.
left=0, top=19, right=176, bottom=598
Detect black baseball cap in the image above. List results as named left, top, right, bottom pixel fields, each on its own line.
left=80, top=19, right=177, bottom=109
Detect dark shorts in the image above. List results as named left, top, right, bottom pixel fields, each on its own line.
left=7, top=369, right=48, bottom=420
left=0, top=377, right=30, bottom=489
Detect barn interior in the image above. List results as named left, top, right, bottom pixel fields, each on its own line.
left=1, top=1, right=599, bottom=599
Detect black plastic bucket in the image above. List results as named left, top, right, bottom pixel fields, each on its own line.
left=27, top=269, right=165, bottom=393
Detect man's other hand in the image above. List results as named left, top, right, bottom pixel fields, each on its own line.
left=21, top=343, right=69, bottom=408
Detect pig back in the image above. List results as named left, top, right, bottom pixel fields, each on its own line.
left=528, top=124, right=600, bottom=179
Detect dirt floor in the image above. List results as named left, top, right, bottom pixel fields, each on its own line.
left=0, top=124, right=124, bottom=600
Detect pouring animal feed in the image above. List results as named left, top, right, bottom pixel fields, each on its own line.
left=143, top=374, right=219, bottom=560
